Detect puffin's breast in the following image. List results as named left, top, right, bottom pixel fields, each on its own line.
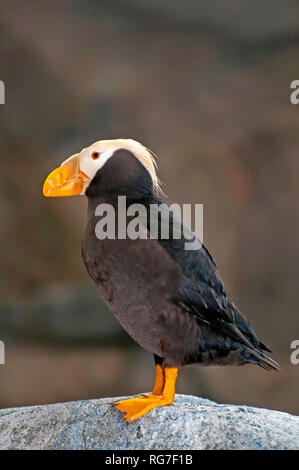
left=82, top=219, right=182, bottom=356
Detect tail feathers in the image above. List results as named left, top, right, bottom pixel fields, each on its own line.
left=249, top=348, right=280, bottom=371
left=259, top=341, right=272, bottom=353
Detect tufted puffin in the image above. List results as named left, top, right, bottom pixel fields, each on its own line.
left=43, top=138, right=279, bottom=422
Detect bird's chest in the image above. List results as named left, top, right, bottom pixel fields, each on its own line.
left=81, top=218, right=179, bottom=354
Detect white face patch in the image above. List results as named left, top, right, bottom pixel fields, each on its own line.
left=79, top=146, right=115, bottom=181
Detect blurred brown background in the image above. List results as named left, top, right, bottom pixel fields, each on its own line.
left=0, top=0, right=298, bottom=414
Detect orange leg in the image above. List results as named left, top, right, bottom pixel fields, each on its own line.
left=143, top=364, right=165, bottom=397
left=114, top=366, right=178, bottom=423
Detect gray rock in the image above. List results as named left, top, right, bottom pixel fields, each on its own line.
left=0, top=394, right=298, bottom=450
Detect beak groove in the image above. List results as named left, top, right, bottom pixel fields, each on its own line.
left=43, top=157, right=90, bottom=197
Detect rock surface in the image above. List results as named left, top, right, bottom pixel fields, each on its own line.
left=0, top=394, right=298, bottom=450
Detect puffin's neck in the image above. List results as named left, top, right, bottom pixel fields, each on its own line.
left=86, top=191, right=155, bottom=219
left=87, top=194, right=119, bottom=217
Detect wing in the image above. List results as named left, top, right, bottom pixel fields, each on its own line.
left=143, top=197, right=276, bottom=363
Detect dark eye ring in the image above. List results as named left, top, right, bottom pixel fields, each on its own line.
left=92, top=151, right=100, bottom=160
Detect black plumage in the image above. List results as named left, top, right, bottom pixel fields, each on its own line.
left=82, top=149, right=279, bottom=372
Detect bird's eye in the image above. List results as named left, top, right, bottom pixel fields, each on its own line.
left=91, top=151, right=100, bottom=160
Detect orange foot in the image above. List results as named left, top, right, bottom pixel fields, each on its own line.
left=114, top=395, right=172, bottom=423
left=114, top=366, right=178, bottom=423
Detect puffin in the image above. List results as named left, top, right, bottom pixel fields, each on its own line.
left=43, top=138, right=279, bottom=423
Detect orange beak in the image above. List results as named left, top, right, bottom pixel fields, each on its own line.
left=43, top=154, right=90, bottom=197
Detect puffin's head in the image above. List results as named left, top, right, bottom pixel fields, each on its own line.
left=43, top=139, right=161, bottom=198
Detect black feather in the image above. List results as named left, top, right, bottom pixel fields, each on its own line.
left=141, top=196, right=279, bottom=371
